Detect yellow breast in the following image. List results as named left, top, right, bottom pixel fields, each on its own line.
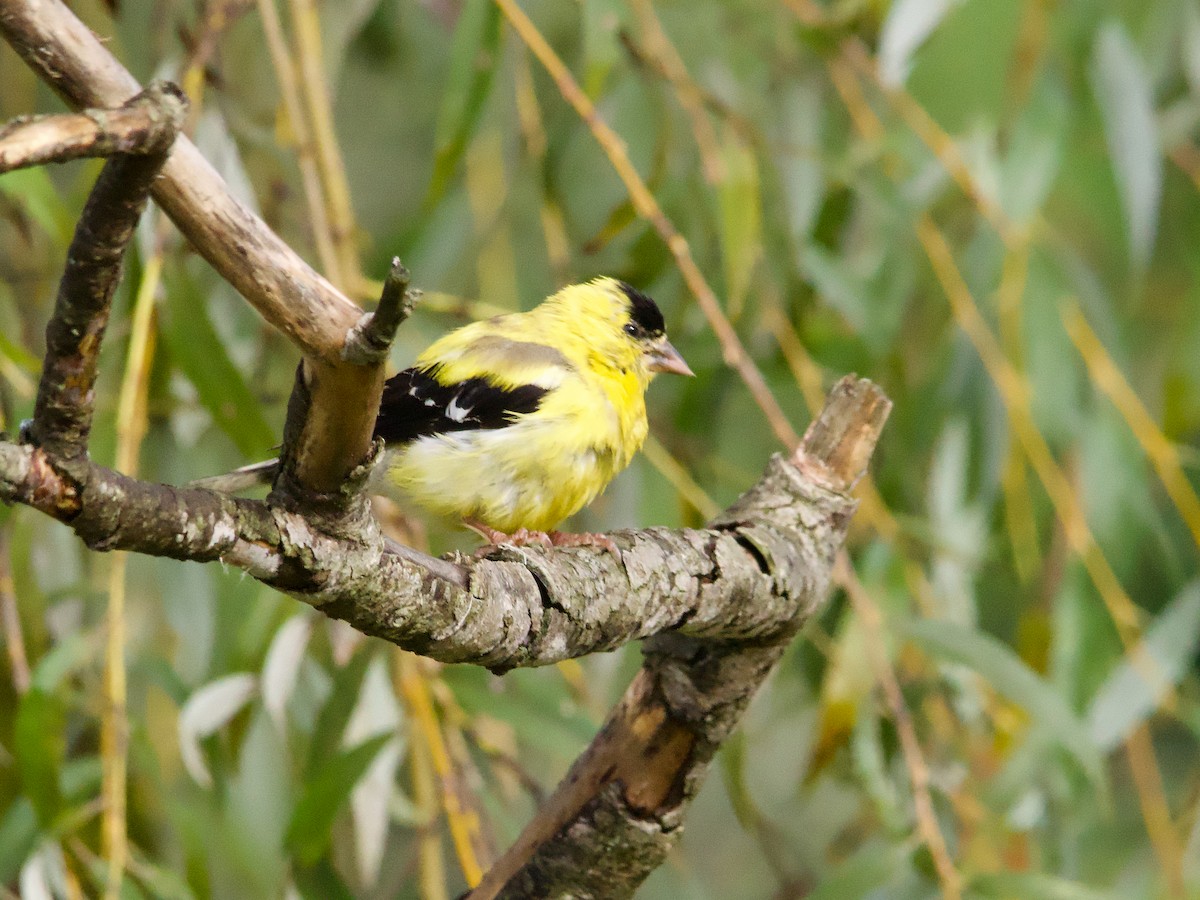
left=377, top=366, right=648, bottom=533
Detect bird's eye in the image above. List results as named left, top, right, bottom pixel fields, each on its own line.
left=623, top=323, right=639, bottom=337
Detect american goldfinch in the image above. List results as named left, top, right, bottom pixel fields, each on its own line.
left=203, top=278, right=692, bottom=546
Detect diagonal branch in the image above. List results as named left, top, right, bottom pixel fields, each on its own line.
left=0, top=0, right=357, bottom=361
left=470, top=378, right=890, bottom=899
left=0, top=0, right=383, bottom=497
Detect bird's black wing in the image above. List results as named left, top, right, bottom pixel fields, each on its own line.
left=373, top=365, right=550, bottom=446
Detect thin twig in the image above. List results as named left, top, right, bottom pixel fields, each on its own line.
left=641, top=435, right=720, bottom=521
left=342, top=259, right=418, bottom=366
left=397, top=653, right=485, bottom=888
left=626, top=0, right=724, bottom=183
left=836, top=555, right=963, bottom=900
left=0, top=84, right=183, bottom=173
left=494, top=0, right=800, bottom=450
left=255, top=0, right=341, bottom=284
left=1063, top=301, right=1200, bottom=550
left=288, top=0, right=360, bottom=291
left=1125, top=723, right=1186, bottom=899
left=996, top=243, right=1041, bottom=584
left=511, top=47, right=573, bottom=284
left=101, top=243, right=162, bottom=900
left=0, top=525, right=29, bottom=695
left=393, top=649, right=450, bottom=900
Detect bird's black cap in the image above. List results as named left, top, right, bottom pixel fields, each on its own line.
left=618, top=281, right=666, bottom=336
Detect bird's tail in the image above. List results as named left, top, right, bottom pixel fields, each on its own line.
left=188, top=459, right=280, bottom=494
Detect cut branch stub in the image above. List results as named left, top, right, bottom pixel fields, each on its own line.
left=470, top=376, right=891, bottom=900
left=342, top=258, right=420, bottom=366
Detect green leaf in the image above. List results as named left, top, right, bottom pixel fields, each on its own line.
left=718, top=731, right=759, bottom=829
left=79, top=856, right=149, bottom=900
left=14, top=688, right=67, bottom=826
left=1000, top=74, right=1069, bottom=224
left=775, top=81, right=825, bottom=244
left=293, top=859, right=356, bottom=900
left=285, top=733, right=392, bottom=865
left=0, top=320, right=41, bottom=374
left=61, top=757, right=103, bottom=803
left=178, top=673, right=259, bottom=788
left=304, top=646, right=375, bottom=780
left=718, top=135, right=762, bottom=320
left=1087, top=581, right=1200, bottom=751
left=905, top=619, right=1105, bottom=788
left=128, top=859, right=198, bottom=900
left=160, top=264, right=275, bottom=458
left=29, top=631, right=98, bottom=694
left=802, top=243, right=868, bottom=332
left=878, top=0, right=962, bottom=86
left=0, top=167, right=76, bottom=244
left=808, top=844, right=907, bottom=900
left=1090, top=22, right=1161, bottom=272
left=969, top=871, right=1116, bottom=900
left=0, top=799, right=39, bottom=883
left=850, top=701, right=905, bottom=834
left=425, top=0, right=502, bottom=209
left=581, top=0, right=626, bottom=97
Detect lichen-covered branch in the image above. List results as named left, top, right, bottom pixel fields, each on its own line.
left=0, top=0, right=403, bottom=496
left=0, top=5, right=892, bottom=895
left=0, top=424, right=871, bottom=672
left=471, top=378, right=890, bottom=900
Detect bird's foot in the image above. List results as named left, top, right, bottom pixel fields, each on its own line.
left=545, top=530, right=622, bottom=560
left=466, top=520, right=621, bottom=560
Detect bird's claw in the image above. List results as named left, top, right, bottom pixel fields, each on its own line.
left=466, top=520, right=621, bottom=561
left=545, top=530, right=622, bottom=561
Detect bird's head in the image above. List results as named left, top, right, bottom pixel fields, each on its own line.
left=544, top=278, right=694, bottom=384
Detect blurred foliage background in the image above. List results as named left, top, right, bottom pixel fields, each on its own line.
left=2, top=0, right=1200, bottom=897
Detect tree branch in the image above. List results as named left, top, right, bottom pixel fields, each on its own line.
left=0, top=0, right=356, bottom=362
left=342, top=259, right=419, bottom=366
left=28, top=82, right=186, bottom=459
left=0, top=0, right=383, bottom=496
left=0, top=432, right=873, bottom=670
left=0, top=81, right=184, bottom=172
left=0, top=7, right=893, bottom=895
left=469, top=377, right=889, bottom=899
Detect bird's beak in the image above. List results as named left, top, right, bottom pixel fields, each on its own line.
left=646, top=339, right=695, bottom=377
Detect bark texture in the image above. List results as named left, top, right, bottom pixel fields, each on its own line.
left=472, top=377, right=889, bottom=899
left=0, top=0, right=387, bottom=497
left=0, top=6, right=894, bottom=896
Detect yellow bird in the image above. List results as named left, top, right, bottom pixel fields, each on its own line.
left=206, top=278, right=692, bottom=547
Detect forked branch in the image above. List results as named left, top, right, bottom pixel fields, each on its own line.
left=0, top=6, right=892, bottom=898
